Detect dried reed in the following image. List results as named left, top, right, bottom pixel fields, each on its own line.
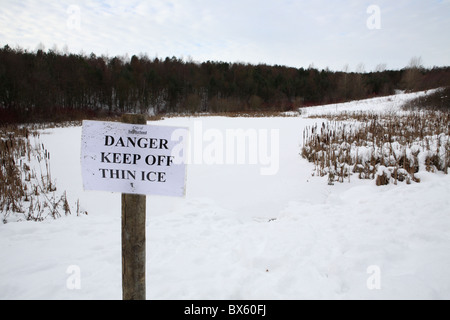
left=1, top=125, right=86, bottom=223
left=302, top=111, right=449, bottom=185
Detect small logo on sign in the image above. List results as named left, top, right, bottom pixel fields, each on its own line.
left=128, top=126, right=148, bottom=135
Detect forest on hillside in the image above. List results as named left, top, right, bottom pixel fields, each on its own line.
left=1, top=45, right=449, bottom=124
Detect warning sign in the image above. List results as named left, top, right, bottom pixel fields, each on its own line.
left=81, top=120, right=188, bottom=197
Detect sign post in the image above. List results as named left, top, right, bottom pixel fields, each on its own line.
left=121, top=114, right=147, bottom=300
left=80, top=114, right=188, bottom=300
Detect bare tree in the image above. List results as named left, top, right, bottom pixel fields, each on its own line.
left=352, top=63, right=367, bottom=99
left=375, top=63, right=387, bottom=73
left=403, top=56, right=424, bottom=91
left=408, top=56, right=423, bottom=70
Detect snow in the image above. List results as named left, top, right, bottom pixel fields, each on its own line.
left=301, top=89, right=439, bottom=117
left=1, top=91, right=450, bottom=300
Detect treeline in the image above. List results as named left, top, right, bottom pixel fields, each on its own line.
left=1, top=45, right=450, bottom=124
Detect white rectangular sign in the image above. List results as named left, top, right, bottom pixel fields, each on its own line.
left=81, top=120, right=188, bottom=197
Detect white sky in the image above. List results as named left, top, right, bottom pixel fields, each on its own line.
left=1, top=0, right=449, bottom=71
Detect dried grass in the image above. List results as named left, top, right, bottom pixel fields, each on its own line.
left=1, top=125, right=87, bottom=223
left=302, top=111, right=450, bottom=185
left=149, top=110, right=298, bottom=121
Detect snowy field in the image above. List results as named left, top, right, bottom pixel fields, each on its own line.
left=1, top=91, right=450, bottom=300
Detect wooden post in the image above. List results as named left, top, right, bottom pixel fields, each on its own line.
left=121, top=114, right=147, bottom=300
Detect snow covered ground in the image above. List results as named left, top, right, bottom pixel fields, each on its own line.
left=1, top=91, right=449, bottom=300
left=301, top=89, right=439, bottom=117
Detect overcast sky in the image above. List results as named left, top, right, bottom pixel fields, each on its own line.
left=1, top=0, right=449, bottom=71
